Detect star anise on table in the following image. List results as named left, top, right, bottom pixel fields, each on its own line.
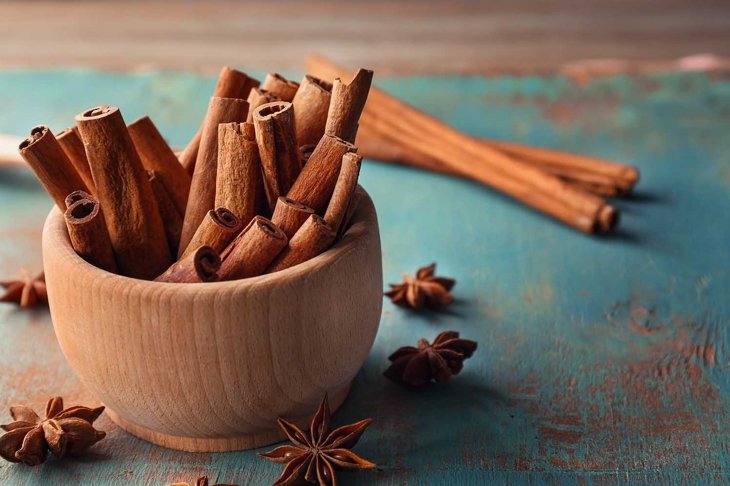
left=384, top=331, right=478, bottom=387
left=258, top=395, right=375, bottom=486
left=0, top=396, right=106, bottom=466
left=0, top=271, right=47, bottom=308
left=385, top=263, right=455, bottom=310
left=169, top=477, right=236, bottom=486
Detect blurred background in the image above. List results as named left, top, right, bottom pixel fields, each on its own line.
left=2, top=0, right=730, bottom=74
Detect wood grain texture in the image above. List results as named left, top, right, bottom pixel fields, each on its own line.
left=42, top=190, right=382, bottom=451
left=1, top=68, right=730, bottom=484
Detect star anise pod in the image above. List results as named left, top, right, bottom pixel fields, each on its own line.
left=0, top=271, right=47, bottom=308
left=384, top=331, right=477, bottom=387
left=170, top=477, right=236, bottom=486
left=0, top=396, right=105, bottom=466
left=259, top=395, right=375, bottom=486
left=385, top=263, right=455, bottom=310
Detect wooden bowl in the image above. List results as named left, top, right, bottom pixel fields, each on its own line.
left=41, top=190, right=382, bottom=452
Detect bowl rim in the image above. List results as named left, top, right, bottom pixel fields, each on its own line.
left=43, top=187, right=377, bottom=293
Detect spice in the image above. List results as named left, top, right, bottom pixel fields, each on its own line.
left=0, top=396, right=105, bottom=466
left=259, top=394, right=375, bottom=486
left=384, top=331, right=477, bottom=387
left=169, top=476, right=236, bottom=486
left=385, top=263, right=455, bottom=310
left=0, top=271, right=47, bottom=308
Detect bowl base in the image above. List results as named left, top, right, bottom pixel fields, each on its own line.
left=106, top=382, right=352, bottom=452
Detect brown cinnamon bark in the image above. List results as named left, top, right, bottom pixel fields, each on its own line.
left=128, top=116, right=191, bottom=215
left=155, top=245, right=221, bottom=283
left=180, top=66, right=259, bottom=175
left=56, top=127, right=95, bottom=193
left=286, top=134, right=356, bottom=213
left=325, top=68, right=373, bottom=143
left=216, top=122, right=265, bottom=225
left=218, top=216, right=288, bottom=280
left=267, top=214, right=336, bottom=273
left=292, top=75, right=333, bottom=147
left=65, top=190, right=92, bottom=209
left=299, top=144, right=317, bottom=165
left=18, top=126, right=89, bottom=209
left=75, top=106, right=172, bottom=279
left=253, top=101, right=301, bottom=210
left=271, top=197, right=315, bottom=239
left=246, top=88, right=280, bottom=123
left=148, top=170, right=184, bottom=256
left=179, top=96, right=249, bottom=254
left=324, top=153, right=362, bottom=235
left=64, top=197, right=118, bottom=273
left=261, top=73, right=299, bottom=102
left=180, top=207, right=242, bottom=259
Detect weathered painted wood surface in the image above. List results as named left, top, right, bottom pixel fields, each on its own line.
left=0, top=68, right=729, bottom=485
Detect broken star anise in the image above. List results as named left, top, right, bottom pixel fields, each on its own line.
left=0, top=271, right=47, bottom=308
left=259, top=394, right=375, bottom=486
left=0, top=396, right=106, bottom=466
left=170, top=477, right=236, bottom=486
left=384, top=331, right=478, bottom=387
left=385, top=263, right=455, bottom=310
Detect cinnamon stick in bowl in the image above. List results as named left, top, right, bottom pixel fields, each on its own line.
left=64, top=196, right=117, bottom=273
left=261, top=73, right=299, bottom=102
left=180, top=207, right=242, bottom=259
left=218, top=216, right=288, bottom=280
left=292, top=75, right=333, bottom=147
left=55, top=127, right=95, bottom=194
left=155, top=245, right=221, bottom=284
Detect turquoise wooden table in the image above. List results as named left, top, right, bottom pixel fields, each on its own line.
left=0, top=67, right=729, bottom=485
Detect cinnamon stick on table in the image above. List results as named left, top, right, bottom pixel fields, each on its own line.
left=291, top=75, right=333, bottom=147
left=179, top=66, right=259, bottom=175
left=324, top=153, right=362, bottom=235
left=180, top=207, right=242, bottom=259
left=179, top=96, right=249, bottom=254
left=216, top=122, right=266, bottom=224
left=75, top=106, right=172, bottom=279
left=267, top=214, right=336, bottom=273
left=155, top=245, right=221, bottom=283
left=253, top=101, right=301, bottom=210
left=55, top=127, right=95, bottom=193
left=18, top=125, right=89, bottom=209
left=128, top=116, right=191, bottom=215
left=261, top=73, right=299, bottom=102
left=64, top=196, right=117, bottom=273
left=218, top=216, right=287, bottom=280
left=271, top=196, right=315, bottom=239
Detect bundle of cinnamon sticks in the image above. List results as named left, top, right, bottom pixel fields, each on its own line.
left=19, top=66, right=372, bottom=283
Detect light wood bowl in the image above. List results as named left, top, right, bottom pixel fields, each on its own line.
left=41, top=190, right=382, bottom=452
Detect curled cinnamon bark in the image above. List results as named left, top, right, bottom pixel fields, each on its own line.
left=55, top=127, right=95, bottom=194
left=261, top=73, right=299, bottom=102
left=325, top=68, right=373, bottom=143
left=267, top=214, right=336, bottom=273
left=246, top=88, right=280, bottom=123
left=155, top=245, right=221, bottom=283
left=180, top=207, right=242, bottom=259
left=180, top=96, right=249, bottom=254
left=18, top=126, right=89, bottom=210
left=219, top=216, right=287, bottom=280
left=147, top=170, right=184, bottom=256
left=291, top=75, right=332, bottom=147
left=65, top=190, right=92, bottom=209
left=253, top=102, right=301, bottom=210
left=324, top=153, right=362, bottom=235
left=271, top=197, right=315, bottom=239
left=64, top=197, right=117, bottom=273
left=75, top=106, right=172, bottom=278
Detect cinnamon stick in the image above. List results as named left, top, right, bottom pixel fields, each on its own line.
left=179, top=66, right=259, bottom=175
left=65, top=190, right=92, bottom=209
left=271, top=196, right=315, bottom=239
left=267, top=214, right=336, bottom=273
left=75, top=106, right=172, bottom=279
left=64, top=197, right=117, bottom=273
left=155, top=245, right=221, bottom=283
left=246, top=88, right=280, bottom=123
left=324, top=68, right=373, bottom=143
left=299, top=144, right=316, bottom=165
left=286, top=134, right=356, bottom=213
left=147, top=170, right=184, bottom=256
left=179, top=96, right=249, bottom=254
left=261, top=73, right=299, bottom=102
left=324, top=153, right=362, bottom=235
left=253, top=101, right=301, bottom=210
left=291, top=75, right=332, bottom=147
left=180, top=207, right=242, bottom=259
left=18, top=126, right=89, bottom=209
left=218, top=216, right=287, bottom=280
left=216, top=122, right=265, bottom=225
left=128, top=116, right=191, bottom=215
left=56, top=127, right=95, bottom=193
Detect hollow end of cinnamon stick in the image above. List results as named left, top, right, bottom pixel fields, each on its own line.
left=64, top=197, right=118, bottom=273
left=271, top=196, right=316, bottom=239
left=155, top=245, right=221, bottom=284
left=218, top=216, right=288, bottom=280
left=261, top=73, right=299, bottom=102
left=180, top=207, right=242, bottom=259
left=65, top=190, right=93, bottom=209
left=246, top=88, right=280, bottom=123
left=267, top=214, right=336, bottom=273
